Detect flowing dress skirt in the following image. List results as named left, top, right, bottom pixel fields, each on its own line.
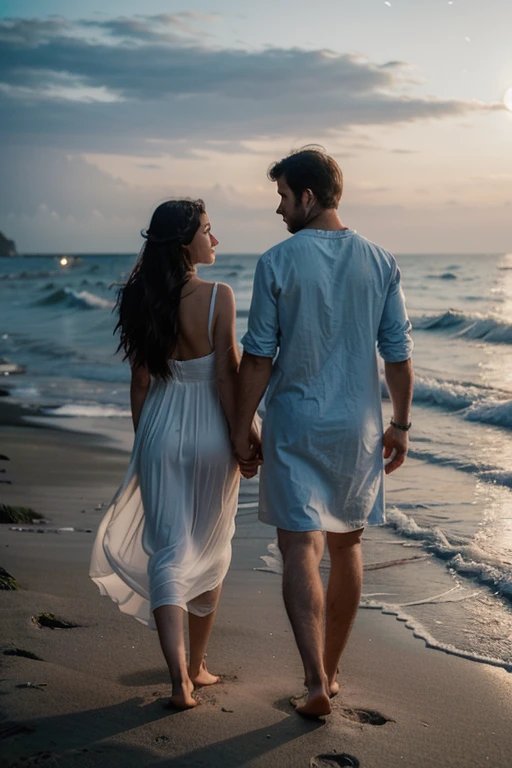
left=90, top=354, right=240, bottom=629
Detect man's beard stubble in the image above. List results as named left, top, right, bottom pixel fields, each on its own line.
left=286, top=206, right=307, bottom=234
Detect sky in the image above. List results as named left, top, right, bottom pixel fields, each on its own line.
left=0, top=0, right=511, bottom=254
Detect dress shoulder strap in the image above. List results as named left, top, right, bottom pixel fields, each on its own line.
left=207, top=283, right=218, bottom=349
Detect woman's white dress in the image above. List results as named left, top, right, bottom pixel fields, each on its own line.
left=90, top=284, right=240, bottom=628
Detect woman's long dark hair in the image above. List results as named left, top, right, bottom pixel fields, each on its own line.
left=115, top=199, right=205, bottom=380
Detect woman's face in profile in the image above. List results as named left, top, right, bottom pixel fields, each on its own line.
left=185, top=213, right=219, bottom=265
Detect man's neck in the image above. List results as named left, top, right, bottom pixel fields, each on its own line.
left=303, top=208, right=348, bottom=231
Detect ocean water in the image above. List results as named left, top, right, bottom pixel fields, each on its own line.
left=1, top=249, right=511, bottom=669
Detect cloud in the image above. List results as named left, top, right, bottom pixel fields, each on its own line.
left=80, top=12, right=218, bottom=45
left=0, top=16, right=71, bottom=46
left=471, top=173, right=512, bottom=182
left=80, top=16, right=185, bottom=44
left=0, top=148, right=134, bottom=219
left=0, top=15, right=504, bottom=155
left=0, top=147, right=286, bottom=253
left=136, top=162, right=163, bottom=169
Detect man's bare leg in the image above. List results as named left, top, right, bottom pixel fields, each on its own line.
left=324, top=528, right=364, bottom=696
left=188, top=584, right=222, bottom=687
left=278, top=529, right=331, bottom=717
left=153, top=604, right=197, bottom=709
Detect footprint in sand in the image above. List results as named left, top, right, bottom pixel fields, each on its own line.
left=12, top=752, right=60, bottom=767
left=31, top=612, right=79, bottom=630
left=310, top=754, right=360, bottom=768
left=3, top=648, right=43, bottom=661
left=339, top=706, right=391, bottom=726
left=0, top=722, right=37, bottom=741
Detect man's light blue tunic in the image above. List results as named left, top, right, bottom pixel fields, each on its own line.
left=241, top=229, right=413, bottom=532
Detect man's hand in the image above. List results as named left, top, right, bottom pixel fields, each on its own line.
left=383, top=425, right=408, bottom=474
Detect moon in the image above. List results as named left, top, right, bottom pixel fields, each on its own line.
left=504, top=88, right=512, bottom=112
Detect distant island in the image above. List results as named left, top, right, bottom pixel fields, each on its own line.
left=0, top=231, right=18, bottom=257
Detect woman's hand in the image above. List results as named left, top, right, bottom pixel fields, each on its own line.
left=233, top=426, right=263, bottom=479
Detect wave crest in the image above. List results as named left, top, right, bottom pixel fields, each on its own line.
left=36, top=287, right=114, bottom=310
left=412, top=309, right=512, bottom=344
left=411, top=375, right=512, bottom=431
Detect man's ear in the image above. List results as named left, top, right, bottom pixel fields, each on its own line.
left=302, top=188, right=315, bottom=207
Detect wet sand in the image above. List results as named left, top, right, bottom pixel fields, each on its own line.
left=1, top=401, right=511, bottom=767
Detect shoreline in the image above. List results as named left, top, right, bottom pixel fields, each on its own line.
left=1, top=401, right=512, bottom=766
left=2, top=397, right=512, bottom=668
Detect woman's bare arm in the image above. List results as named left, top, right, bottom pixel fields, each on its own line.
left=130, top=364, right=150, bottom=432
left=213, top=284, right=240, bottom=436
left=234, top=352, right=272, bottom=452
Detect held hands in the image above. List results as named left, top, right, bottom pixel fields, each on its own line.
left=383, top=424, right=408, bottom=474
left=233, top=425, right=263, bottom=479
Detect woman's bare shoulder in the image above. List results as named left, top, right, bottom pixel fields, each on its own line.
left=216, top=281, right=234, bottom=295
left=197, top=278, right=233, bottom=294
left=215, top=283, right=236, bottom=310
left=187, top=280, right=235, bottom=313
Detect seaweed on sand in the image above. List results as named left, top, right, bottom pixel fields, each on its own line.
left=0, top=567, right=21, bottom=590
left=0, top=505, right=45, bottom=524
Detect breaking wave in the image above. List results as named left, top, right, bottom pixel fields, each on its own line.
left=412, top=309, right=512, bottom=344
left=408, top=375, right=512, bottom=430
left=36, top=287, right=114, bottom=310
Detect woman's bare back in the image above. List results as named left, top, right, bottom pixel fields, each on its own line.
left=170, top=278, right=217, bottom=361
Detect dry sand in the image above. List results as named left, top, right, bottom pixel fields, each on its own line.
left=1, top=402, right=511, bottom=767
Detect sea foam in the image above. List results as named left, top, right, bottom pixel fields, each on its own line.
left=359, top=600, right=512, bottom=671
left=41, top=404, right=130, bottom=418
left=385, top=507, right=512, bottom=601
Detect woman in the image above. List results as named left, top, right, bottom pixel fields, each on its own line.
left=90, top=199, right=256, bottom=709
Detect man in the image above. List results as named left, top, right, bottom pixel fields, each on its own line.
left=234, top=147, right=413, bottom=718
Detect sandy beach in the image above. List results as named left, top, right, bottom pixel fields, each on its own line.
left=1, top=400, right=511, bottom=768
left=2, top=0, right=512, bottom=763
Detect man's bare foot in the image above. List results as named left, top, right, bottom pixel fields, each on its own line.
left=329, top=680, right=340, bottom=698
left=169, top=679, right=197, bottom=710
left=293, top=686, right=332, bottom=719
left=189, top=661, right=220, bottom=687
left=324, top=664, right=340, bottom=697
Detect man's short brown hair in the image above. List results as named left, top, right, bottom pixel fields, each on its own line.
left=267, top=146, right=343, bottom=209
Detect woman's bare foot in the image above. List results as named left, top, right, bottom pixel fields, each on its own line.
left=189, top=661, right=220, bottom=687
left=329, top=680, right=340, bottom=698
left=169, top=679, right=198, bottom=710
